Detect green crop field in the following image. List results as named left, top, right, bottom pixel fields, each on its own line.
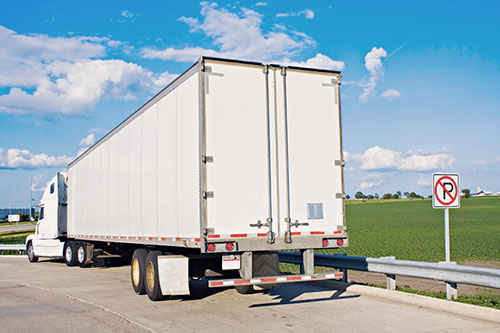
left=318, top=196, right=500, bottom=263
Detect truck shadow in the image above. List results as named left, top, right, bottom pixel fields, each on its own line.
left=175, top=279, right=360, bottom=306
left=248, top=282, right=360, bottom=308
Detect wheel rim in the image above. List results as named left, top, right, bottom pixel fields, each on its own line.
left=65, top=246, right=72, bottom=262
left=77, top=246, right=85, bottom=263
left=132, top=258, right=140, bottom=286
left=28, top=244, right=33, bottom=259
left=146, top=261, right=155, bottom=291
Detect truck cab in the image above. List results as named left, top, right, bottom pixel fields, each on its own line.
left=26, top=172, right=67, bottom=261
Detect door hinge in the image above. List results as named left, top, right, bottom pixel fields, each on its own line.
left=204, top=228, right=215, bottom=236
left=203, top=191, right=214, bottom=199
left=334, top=160, right=345, bottom=166
left=202, top=155, right=214, bottom=163
left=336, top=193, right=345, bottom=199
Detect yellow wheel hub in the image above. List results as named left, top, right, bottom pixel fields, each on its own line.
left=146, top=261, right=155, bottom=291
left=132, top=258, right=140, bottom=286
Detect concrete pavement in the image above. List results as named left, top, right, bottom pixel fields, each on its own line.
left=0, top=256, right=498, bottom=332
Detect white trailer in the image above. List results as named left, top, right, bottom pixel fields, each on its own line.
left=26, top=57, right=347, bottom=301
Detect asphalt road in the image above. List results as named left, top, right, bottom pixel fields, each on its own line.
left=0, top=256, right=498, bottom=332
left=0, top=224, right=35, bottom=233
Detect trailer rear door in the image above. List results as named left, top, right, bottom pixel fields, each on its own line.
left=203, top=60, right=271, bottom=237
left=275, top=68, right=345, bottom=240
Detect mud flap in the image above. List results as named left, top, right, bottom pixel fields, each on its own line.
left=158, top=255, right=190, bottom=296
left=253, top=251, right=280, bottom=290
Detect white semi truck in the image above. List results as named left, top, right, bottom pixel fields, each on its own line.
left=26, top=57, right=348, bottom=301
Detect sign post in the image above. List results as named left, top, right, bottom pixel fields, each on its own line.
left=432, top=173, right=460, bottom=300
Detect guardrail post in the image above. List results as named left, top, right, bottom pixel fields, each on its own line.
left=386, top=274, right=396, bottom=290
left=302, top=249, right=314, bottom=275
left=446, top=282, right=457, bottom=300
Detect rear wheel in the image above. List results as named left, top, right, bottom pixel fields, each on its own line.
left=27, top=241, right=38, bottom=263
left=76, top=242, right=91, bottom=268
left=145, top=251, right=163, bottom=301
left=131, top=249, right=148, bottom=294
left=235, top=284, right=254, bottom=294
left=64, top=241, right=78, bottom=266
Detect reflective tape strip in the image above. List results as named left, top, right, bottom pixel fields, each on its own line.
left=230, top=234, right=247, bottom=238
left=208, top=272, right=343, bottom=288
left=69, top=235, right=207, bottom=244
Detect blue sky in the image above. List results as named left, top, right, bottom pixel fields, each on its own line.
left=0, top=1, right=499, bottom=207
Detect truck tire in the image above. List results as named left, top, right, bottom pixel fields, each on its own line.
left=131, top=249, right=148, bottom=295
left=76, top=242, right=90, bottom=268
left=145, top=251, right=163, bottom=301
left=27, top=241, right=38, bottom=263
left=64, top=241, right=78, bottom=266
left=235, top=284, right=254, bottom=294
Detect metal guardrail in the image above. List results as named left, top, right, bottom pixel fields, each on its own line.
left=0, top=244, right=25, bottom=254
left=279, top=252, right=500, bottom=299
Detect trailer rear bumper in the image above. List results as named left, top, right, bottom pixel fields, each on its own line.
left=208, top=272, right=343, bottom=288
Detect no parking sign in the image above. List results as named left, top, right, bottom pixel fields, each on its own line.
left=432, top=172, right=461, bottom=300
left=432, top=173, right=460, bottom=208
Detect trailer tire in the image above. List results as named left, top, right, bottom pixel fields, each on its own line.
left=76, top=242, right=90, bottom=268
left=235, top=285, right=254, bottom=294
left=131, top=249, right=148, bottom=295
left=145, top=251, right=163, bottom=301
left=64, top=241, right=78, bottom=266
left=27, top=241, right=38, bottom=263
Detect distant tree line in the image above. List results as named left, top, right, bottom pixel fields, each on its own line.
left=347, top=191, right=426, bottom=200
left=345, top=188, right=473, bottom=200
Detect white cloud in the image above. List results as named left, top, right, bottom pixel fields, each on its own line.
left=31, top=175, right=47, bottom=192
left=0, top=147, right=72, bottom=169
left=359, top=180, right=384, bottom=190
left=471, top=158, right=500, bottom=172
left=79, top=133, right=95, bottom=146
left=381, top=89, right=401, bottom=100
left=346, top=146, right=455, bottom=172
left=121, top=10, right=135, bottom=18
left=0, top=26, right=175, bottom=114
left=359, top=47, right=387, bottom=101
left=416, top=174, right=431, bottom=186
left=88, top=128, right=106, bottom=134
left=276, top=9, right=315, bottom=19
left=111, top=10, right=138, bottom=23
left=285, top=53, right=345, bottom=71
left=142, top=3, right=323, bottom=64
left=255, top=2, right=267, bottom=6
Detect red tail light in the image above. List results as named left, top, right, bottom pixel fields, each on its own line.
left=336, top=238, right=344, bottom=246
left=207, top=243, right=216, bottom=252
left=225, top=242, right=234, bottom=251
left=322, top=239, right=329, bottom=247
